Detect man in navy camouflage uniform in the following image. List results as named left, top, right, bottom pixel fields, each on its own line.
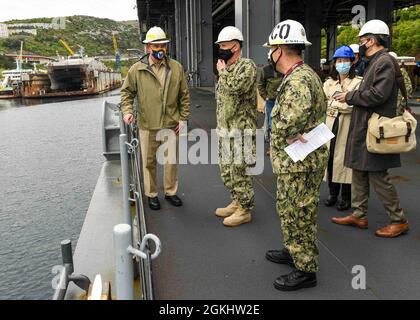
left=265, top=20, right=328, bottom=291
left=214, top=26, right=258, bottom=228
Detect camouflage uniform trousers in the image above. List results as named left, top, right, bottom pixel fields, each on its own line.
left=276, top=170, right=324, bottom=273
left=219, top=136, right=255, bottom=211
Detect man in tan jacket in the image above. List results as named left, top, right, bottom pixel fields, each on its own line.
left=121, top=26, right=190, bottom=210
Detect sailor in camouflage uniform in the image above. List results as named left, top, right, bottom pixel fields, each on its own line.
left=389, top=52, right=413, bottom=116
left=264, top=20, right=328, bottom=291
left=214, top=26, right=258, bottom=227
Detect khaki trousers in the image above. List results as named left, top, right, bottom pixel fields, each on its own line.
left=352, top=169, right=406, bottom=223
left=139, top=129, right=179, bottom=198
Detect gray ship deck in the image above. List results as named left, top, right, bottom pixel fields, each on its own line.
left=145, top=88, right=420, bottom=300
left=67, top=88, right=420, bottom=300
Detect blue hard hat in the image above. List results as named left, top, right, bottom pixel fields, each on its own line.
left=333, top=45, right=355, bottom=61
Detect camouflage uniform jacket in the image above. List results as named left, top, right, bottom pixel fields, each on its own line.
left=216, top=58, right=258, bottom=137
left=257, top=64, right=284, bottom=101
left=396, top=67, right=413, bottom=116
left=270, top=63, right=328, bottom=174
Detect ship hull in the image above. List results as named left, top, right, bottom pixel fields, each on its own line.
left=47, top=64, right=88, bottom=91
left=22, top=60, right=122, bottom=99
left=0, top=88, right=21, bottom=99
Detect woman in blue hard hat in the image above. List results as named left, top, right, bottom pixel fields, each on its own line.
left=323, top=46, right=362, bottom=211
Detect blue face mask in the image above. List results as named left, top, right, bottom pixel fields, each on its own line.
left=152, top=49, right=166, bottom=60
left=335, top=62, right=352, bottom=75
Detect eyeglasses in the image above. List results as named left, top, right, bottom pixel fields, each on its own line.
left=359, top=38, right=371, bottom=46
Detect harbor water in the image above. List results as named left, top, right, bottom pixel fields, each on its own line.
left=0, top=91, right=120, bottom=299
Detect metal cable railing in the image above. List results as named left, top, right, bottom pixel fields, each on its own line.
left=52, top=101, right=160, bottom=300
left=113, top=106, right=161, bottom=300
left=127, top=120, right=155, bottom=300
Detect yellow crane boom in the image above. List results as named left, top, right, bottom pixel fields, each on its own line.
left=19, top=41, right=23, bottom=63
left=112, top=32, right=121, bottom=71
left=59, top=39, right=75, bottom=56
left=112, top=32, right=118, bottom=56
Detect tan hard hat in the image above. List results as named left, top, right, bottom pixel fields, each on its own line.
left=143, top=26, right=170, bottom=44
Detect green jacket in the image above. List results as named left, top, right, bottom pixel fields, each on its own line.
left=120, top=55, right=190, bottom=130
left=216, top=58, right=258, bottom=136
left=270, top=63, right=328, bottom=174
left=257, top=64, right=283, bottom=101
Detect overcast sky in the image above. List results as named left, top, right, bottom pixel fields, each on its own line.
left=0, top=0, right=139, bottom=22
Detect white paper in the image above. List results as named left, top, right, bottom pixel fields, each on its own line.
left=284, top=123, right=335, bottom=163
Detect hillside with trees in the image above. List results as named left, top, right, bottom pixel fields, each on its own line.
left=0, top=15, right=142, bottom=57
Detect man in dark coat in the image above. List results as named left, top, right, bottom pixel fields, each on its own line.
left=331, top=19, right=409, bottom=238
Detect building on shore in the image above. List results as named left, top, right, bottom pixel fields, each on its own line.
left=0, top=23, right=9, bottom=38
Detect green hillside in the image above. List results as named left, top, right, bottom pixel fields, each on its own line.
left=0, top=15, right=142, bottom=57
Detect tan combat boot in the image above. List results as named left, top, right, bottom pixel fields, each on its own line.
left=223, top=207, right=252, bottom=227
left=215, top=200, right=239, bottom=218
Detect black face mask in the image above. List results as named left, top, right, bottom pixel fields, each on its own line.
left=359, top=41, right=370, bottom=58
left=270, top=48, right=282, bottom=72
left=218, top=47, right=234, bottom=63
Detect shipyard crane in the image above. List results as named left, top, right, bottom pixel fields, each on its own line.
left=112, top=32, right=121, bottom=71
left=58, top=39, right=75, bottom=56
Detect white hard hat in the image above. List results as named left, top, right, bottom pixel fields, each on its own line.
left=389, top=51, right=398, bottom=59
left=349, top=44, right=359, bottom=54
left=215, top=26, right=244, bottom=44
left=358, top=19, right=390, bottom=37
left=262, top=37, right=270, bottom=48
left=143, top=26, right=170, bottom=44
left=268, top=20, right=312, bottom=47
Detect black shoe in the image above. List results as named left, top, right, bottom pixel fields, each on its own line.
left=165, top=195, right=183, bottom=207
left=324, top=195, right=338, bottom=207
left=274, top=269, right=317, bottom=291
left=266, top=249, right=295, bottom=267
left=336, top=199, right=351, bottom=211
left=148, top=197, right=161, bottom=210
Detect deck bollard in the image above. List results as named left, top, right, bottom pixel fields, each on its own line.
left=61, top=239, right=74, bottom=274
left=113, top=224, right=134, bottom=300
left=52, top=240, right=74, bottom=300
left=52, top=240, right=90, bottom=300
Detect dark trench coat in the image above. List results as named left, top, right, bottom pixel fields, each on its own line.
left=344, top=49, right=401, bottom=172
